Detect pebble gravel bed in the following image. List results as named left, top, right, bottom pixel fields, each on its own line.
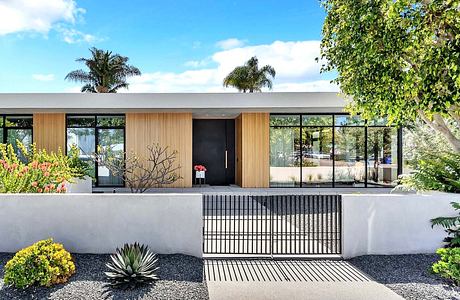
left=349, top=254, right=460, bottom=300
left=0, top=253, right=208, bottom=300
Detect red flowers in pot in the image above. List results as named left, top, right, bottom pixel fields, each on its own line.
left=194, top=165, right=207, bottom=172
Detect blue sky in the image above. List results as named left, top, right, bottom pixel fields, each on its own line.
left=0, top=0, right=337, bottom=93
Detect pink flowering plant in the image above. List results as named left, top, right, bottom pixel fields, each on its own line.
left=0, top=142, right=77, bottom=193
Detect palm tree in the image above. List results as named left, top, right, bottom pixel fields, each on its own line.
left=65, top=47, right=141, bottom=93
left=223, top=56, right=276, bottom=93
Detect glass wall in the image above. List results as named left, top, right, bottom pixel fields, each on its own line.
left=66, top=115, right=125, bottom=187
left=1, top=116, right=33, bottom=160
left=270, top=114, right=400, bottom=188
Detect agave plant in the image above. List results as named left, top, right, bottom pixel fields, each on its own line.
left=105, top=243, right=159, bottom=289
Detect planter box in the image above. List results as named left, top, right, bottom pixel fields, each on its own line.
left=66, top=177, right=93, bottom=193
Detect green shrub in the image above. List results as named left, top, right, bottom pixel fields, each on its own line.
left=431, top=202, right=460, bottom=248
left=399, top=151, right=460, bottom=193
left=3, top=239, right=76, bottom=289
left=432, top=248, right=460, bottom=285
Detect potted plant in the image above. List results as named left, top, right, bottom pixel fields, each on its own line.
left=194, top=165, right=207, bottom=185
left=66, top=145, right=93, bottom=193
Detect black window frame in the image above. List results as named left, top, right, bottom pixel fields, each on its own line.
left=1, top=114, right=34, bottom=145
left=269, top=113, right=403, bottom=188
left=65, top=114, right=126, bottom=188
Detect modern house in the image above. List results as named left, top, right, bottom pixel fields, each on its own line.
left=0, top=92, right=402, bottom=189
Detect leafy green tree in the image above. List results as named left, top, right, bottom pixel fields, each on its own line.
left=65, top=47, right=141, bottom=93
left=223, top=56, right=276, bottom=92
left=320, top=0, right=460, bottom=151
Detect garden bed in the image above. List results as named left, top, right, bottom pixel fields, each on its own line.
left=349, top=254, right=460, bottom=300
left=0, top=253, right=208, bottom=300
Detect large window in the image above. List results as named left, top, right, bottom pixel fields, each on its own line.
left=1, top=115, right=33, bottom=159
left=66, top=115, right=125, bottom=187
left=270, top=114, right=401, bottom=188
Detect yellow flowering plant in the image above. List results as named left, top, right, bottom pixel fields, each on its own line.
left=0, top=142, right=78, bottom=193
left=3, top=238, right=76, bottom=289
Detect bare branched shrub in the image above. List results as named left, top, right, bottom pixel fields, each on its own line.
left=94, top=144, right=181, bottom=193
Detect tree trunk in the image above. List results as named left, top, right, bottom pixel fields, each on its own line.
left=417, top=110, right=460, bottom=152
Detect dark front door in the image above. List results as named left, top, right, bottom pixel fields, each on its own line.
left=193, top=119, right=235, bottom=185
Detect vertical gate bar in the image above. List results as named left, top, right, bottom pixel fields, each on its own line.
left=219, top=195, right=225, bottom=253
left=284, top=195, right=287, bottom=254
left=338, top=195, right=342, bottom=254
left=274, top=195, right=278, bottom=254
left=209, top=195, right=213, bottom=254
left=240, top=195, right=246, bottom=253
left=336, top=195, right=339, bottom=254
left=265, top=196, right=274, bottom=255
left=225, top=195, right=228, bottom=254
left=302, top=195, right=305, bottom=254
left=310, top=194, right=314, bottom=254
left=251, top=196, right=254, bottom=254
left=308, top=195, right=311, bottom=254
left=322, top=195, right=325, bottom=254
left=326, top=195, right=330, bottom=254
left=315, top=195, right=319, bottom=254
left=237, top=195, right=241, bottom=254
left=317, top=195, right=320, bottom=254
left=253, top=198, right=256, bottom=253
left=294, top=195, right=298, bottom=254
left=245, top=195, right=249, bottom=254
left=289, top=195, right=292, bottom=254
left=265, top=195, right=269, bottom=255
left=203, top=195, right=206, bottom=254
left=231, top=195, right=234, bottom=254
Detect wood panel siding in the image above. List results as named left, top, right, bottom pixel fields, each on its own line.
left=126, top=113, right=192, bottom=188
left=33, top=113, right=66, bottom=153
left=236, top=113, right=270, bottom=188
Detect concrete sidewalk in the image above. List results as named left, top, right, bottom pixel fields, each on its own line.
left=205, top=260, right=403, bottom=300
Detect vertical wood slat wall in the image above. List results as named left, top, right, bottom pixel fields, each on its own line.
left=235, top=113, right=270, bottom=188
left=33, top=113, right=66, bottom=153
left=126, top=113, right=193, bottom=188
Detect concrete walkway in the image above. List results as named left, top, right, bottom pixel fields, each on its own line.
left=205, top=259, right=403, bottom=300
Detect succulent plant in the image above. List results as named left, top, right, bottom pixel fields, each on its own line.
left=105, top=243, right=159, bottom=289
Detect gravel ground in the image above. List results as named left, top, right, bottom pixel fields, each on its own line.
left=349, top=254, right=460, bottom=300
left=0, top=253, right=208, bottom=300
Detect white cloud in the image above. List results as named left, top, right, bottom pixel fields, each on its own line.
left=32, top=74, right=55, bottom=81
left=215, top=38, right=246, bottom=50
left=0, top=0, right=83, bottom=35
left=0, top=0, right=100, bottom=44
left=126, top=40, right=338, bottom=93
left=56, top=26, right=100, bottom=44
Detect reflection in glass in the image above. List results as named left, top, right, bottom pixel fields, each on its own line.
left=270, top=115, right=300, bottom=126
left=270, top=127, right=300, bottom=187
left=67, top=116, right=96, bottom=127
left=7, top=129, right=32, bottom=160
left=367, top=127, right=398, bottom=186
left=334, top=127, right=365, bottom=186
left=302, top=115, right=333, bottom=126
left=5, top=116, right=33, bottom=127
left=97, top=129, right=124, bottom=186
left=97, top=116, right=125, bottom=127
left=67, top=128, right=96, bottom=181
left=302, top=127, right=333, bottom=186
left=335, top=115, right=365, bottom=126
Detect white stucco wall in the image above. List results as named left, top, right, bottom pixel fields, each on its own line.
left=342, top=192, right=459, bottom=258
left=0, top=193, right=202, bottom=257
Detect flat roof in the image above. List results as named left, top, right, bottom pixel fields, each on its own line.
left=0, top=92, right=346, bottom=117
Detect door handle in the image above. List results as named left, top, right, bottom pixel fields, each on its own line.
left=225, top=150, right=228, bottom=169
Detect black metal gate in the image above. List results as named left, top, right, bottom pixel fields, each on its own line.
left=203, top=194, right=342, bottom=256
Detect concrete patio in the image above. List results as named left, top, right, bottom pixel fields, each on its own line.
left=205, top=259, right=403, bottom=300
